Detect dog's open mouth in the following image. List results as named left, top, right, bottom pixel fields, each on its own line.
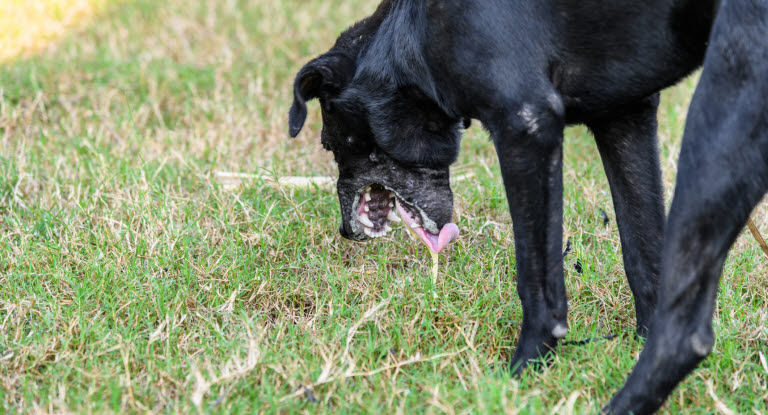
left=355, top=184, right=459, bottom=253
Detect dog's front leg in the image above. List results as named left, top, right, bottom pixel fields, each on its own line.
left=488, top=97, right=568, bottom=374
left=588, top=94, right=664, bottom=337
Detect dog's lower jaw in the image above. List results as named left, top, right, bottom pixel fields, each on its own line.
left=348, top=184, right=459, bottom=253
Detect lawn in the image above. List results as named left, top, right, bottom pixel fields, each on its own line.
left=1, top=0, right=766, bottom=413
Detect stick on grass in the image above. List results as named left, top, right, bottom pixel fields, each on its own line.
left=746, top=218, right=768, bottom=259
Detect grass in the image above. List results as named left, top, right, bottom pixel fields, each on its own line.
left=0, top=0, right=767, bottom=413
left=0, top=0, right=109, bottom=61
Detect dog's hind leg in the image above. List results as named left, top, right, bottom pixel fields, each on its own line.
left=606, top=2, right=768, bottom=413
left=588, top=94, right=664, bottom=337
left=487, top=90, right=569, bottom=375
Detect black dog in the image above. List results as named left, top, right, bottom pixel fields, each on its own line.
left=288, top=1, right=768, bottom=413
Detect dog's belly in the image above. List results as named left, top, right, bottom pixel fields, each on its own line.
left=556, top=50, right=703, bottom=124
left=550, top=0, right=719, bottom=123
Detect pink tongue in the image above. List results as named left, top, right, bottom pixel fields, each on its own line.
left=426, top=223, right=460, bottom=253
left=395, top=201, right=459, bottom=254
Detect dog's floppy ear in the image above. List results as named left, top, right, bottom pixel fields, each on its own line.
left=289, top=52, right=356, bottom=137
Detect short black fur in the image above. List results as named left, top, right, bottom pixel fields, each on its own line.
left=288, top=0, right=768, bottom=413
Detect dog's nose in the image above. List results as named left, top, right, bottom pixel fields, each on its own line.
left=338, top=224, right=354, bottom=240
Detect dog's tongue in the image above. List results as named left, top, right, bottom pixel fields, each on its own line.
left=426, top=223, right=460, bottom=253
left=396, top=200, right=459, bottom=254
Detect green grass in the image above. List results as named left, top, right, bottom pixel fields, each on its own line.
left=1, top=0, right=767, bottom=413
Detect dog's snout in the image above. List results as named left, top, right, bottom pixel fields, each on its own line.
left=338, top=223, right=354, bottom=240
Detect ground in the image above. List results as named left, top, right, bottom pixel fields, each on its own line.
left=0, top=0, right=766, bottom=413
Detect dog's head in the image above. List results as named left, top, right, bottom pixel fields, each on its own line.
left=288, top=51, right=464, bottom=253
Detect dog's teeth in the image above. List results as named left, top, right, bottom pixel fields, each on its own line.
left=365, top=186, right=372, bottom=192
left=384, top=225, right=392, bottom=232
left=387, top=210, right=401, bottom=222
left=358, top=214, right=375, bottom=228
left=389, top=201, right=394, bottom=208
left=410, top=222, right=421, bottom=229
left=365, top=193, right=372, bottom=201
left=389, top=192, right=395, bottom=198
left=364, top=205, right=370, bottom=212
left=363, top=227, right=374, bottom=237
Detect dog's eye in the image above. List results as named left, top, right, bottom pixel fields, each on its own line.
left=346, top=136, right=355, bottom=144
